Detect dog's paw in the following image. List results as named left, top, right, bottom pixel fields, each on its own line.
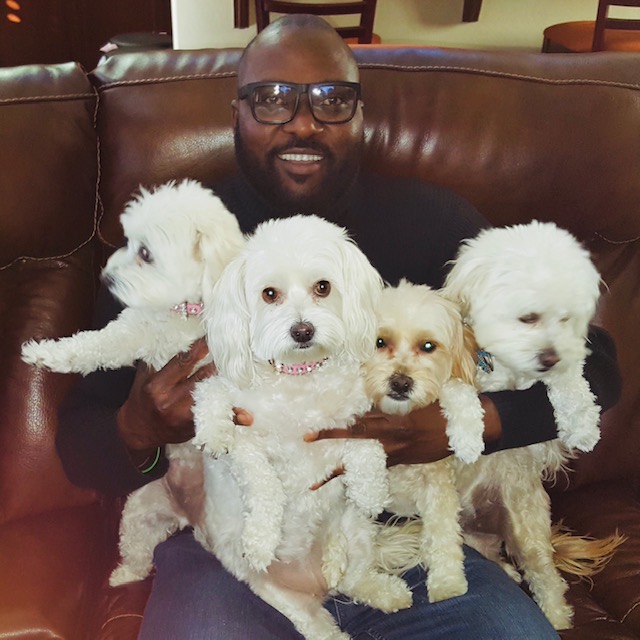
left=21, top=340, right=63, bottom=370
left=541, top=600, right=574, bottom=631
left=193, top=418, right=237, bottom=456
left=426, top=571, right=468, bottom=603
left=349, top=572, right=413, bottom=612
left=109, top=564, right=149, bottom=587
left=447, top=432, right=484, bottom=464
left=560, top=425, right=600, bottom=453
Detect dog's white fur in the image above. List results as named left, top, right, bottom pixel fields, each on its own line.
left=191, top=215, right=412, bottom=640
left=364, top=280, right=484, bottom=603
left=20, top=179, right=246, bottom=586
left=442, top=220, right=603, bottom=630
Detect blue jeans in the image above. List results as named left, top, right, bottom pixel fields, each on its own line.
left=138, top=531, right=560, bottom=640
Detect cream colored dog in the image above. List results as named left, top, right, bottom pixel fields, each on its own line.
left=191, top=215, right=412, bottom=640
left=364, top=279, right=483, bottom=603
left=442, top=220, right=603, bottom=630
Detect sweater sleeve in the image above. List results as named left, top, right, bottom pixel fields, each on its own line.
left=55, top=287, right=168, bottom=496
left=483, top=325, right=621, bottom=454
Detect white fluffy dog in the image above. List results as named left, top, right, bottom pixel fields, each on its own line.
left=442, top=220, right=603, bottom=630
left=20, top=179, right=245, bottom=585
left=191, top=215, right=412, bottom=640
left=22, top=179, right=244, bottom=373
left=364, top=280, right=484, bottom=603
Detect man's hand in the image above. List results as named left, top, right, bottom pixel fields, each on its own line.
left=306, top=397, right=500, bottom=468
left=116, top=338, right=215, bottom=464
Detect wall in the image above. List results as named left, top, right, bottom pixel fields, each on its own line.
left=170, top=0, right=604, bottom=52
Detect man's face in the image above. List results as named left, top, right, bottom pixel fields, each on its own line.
left=233, top=33, right=364, bottom=214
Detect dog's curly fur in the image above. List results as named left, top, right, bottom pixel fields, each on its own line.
left=191, top=215, right=412, bottom=640
left=364, top=280, right=484, bottom=603
left=442, top=220, right=604, bottom=630
left=21, top=179, right=246, bottom=587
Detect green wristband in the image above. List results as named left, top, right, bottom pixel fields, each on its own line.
left=139, top=447, right=162, bottom=474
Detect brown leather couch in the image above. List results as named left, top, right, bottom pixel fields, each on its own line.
left=1, top=46, right=639, bottom=639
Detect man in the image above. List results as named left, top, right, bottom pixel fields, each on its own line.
left=57, top=14, right=620, bottom=640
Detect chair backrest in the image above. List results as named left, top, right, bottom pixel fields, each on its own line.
left=254, top=0, right=378, bottom=44
left=593, top=0, right=640, bottom=50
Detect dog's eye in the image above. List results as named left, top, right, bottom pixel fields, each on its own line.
left=519, top=313, right=540, bottom=324
left=420, top=341, right=436, bottom=353
left=137, top=245, right=152, bottom=264
left=376, top=337, right=387, bottom=349
left=314, top=280, right=331, bottom=297
left=262, top=287, right=280, bottom=303
left=560, top=317, right=570, bottom=323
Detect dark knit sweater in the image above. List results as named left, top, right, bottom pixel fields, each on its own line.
left=56, top=172, right=621, bottom=495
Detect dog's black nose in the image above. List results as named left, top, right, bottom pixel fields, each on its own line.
left=290, top=322, right=315, bottom=344
left=538, top=348, right=560, bottom=371
left=389, top=373, right=414, bottom=397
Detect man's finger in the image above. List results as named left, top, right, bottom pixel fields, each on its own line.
left=305, top=428, right=353, bottom=442
left=161, top=338, right=210, bottom=382
left=233, top=407, right=254, bottom=427
left=310, top=466, right=345, bottom=490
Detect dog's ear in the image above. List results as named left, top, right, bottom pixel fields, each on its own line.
left=194, top=202, right=246, bottom=296
left=441, top=243, right=488, bottom=319
left=333, top=239, right=384, bottom=362
left=204, top=253, right=255, bottom=387
left=451, top=321, right=479, bottom=385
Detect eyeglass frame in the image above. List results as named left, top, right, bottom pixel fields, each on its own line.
left=237, top=81, right=362, bottom=125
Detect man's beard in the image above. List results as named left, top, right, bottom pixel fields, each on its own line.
left=234, top=125, right=363, bottom=218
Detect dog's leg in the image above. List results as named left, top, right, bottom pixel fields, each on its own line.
left=440, top=379, right=485, bottom=464
left=330, top=505, right=413, bottom=613
left=230, top=440, right=286, bottom=572
left=192, top=376, right=238, bottom=455
left=248, top=573, right=351, bottom=640
left=110, top=479, right=187, bottom=586
left=21, top=309, right=170, bottom=375
left=340, top=439, right=389, bottom=517
left=411, top=460, right=468, bottom=602
left=546, top=368, right=601, bottom=453
left=501, top=480, right=573, bottom=630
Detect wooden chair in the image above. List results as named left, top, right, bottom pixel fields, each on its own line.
left=254, top=0, right=380, bottom=44
left=542, top=0, right=640, bottom=53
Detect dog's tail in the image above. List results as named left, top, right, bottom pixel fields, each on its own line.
left=374, top=517, right=626, bottom=580
left=550, top=520, right=627, bottom=582
left=374, top=517, right=422, bottom=575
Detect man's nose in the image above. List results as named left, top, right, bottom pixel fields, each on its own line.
left=282, top=96, right=324, bottom=137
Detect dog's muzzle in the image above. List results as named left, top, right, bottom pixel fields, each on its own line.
left=388, top=372, right=414, bottom=400
left=290, top=321, right=315, bottom=347
left=537, top=348, right=560, bottom=372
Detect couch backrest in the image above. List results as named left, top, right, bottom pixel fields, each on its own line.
left=0, top=62, right=100, bottom=523
left=91, top=47, right=640, bottom=489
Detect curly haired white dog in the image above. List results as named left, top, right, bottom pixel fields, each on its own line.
left=191, top=215, right=412, bottom=640
left=442, top=220, right=603, bottom=630
left=364, top=280, right=484, bottom=603
left=20, top=179, right=245, bottom=585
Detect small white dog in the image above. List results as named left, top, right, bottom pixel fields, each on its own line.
left=22, top=179, right=244, bottom=373
left=20, top=179, right=245, bottom=586
left=442, top=220, right=603, bottom=630
left=191, top=215, right=412, bottom=640
left=364, top=280, right=484, bottom=603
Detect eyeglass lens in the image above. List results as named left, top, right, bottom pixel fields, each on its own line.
left=250, top=83, right=358, bottom=124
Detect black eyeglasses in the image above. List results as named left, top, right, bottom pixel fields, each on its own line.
left=237, top=81, right=361, bottom=125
